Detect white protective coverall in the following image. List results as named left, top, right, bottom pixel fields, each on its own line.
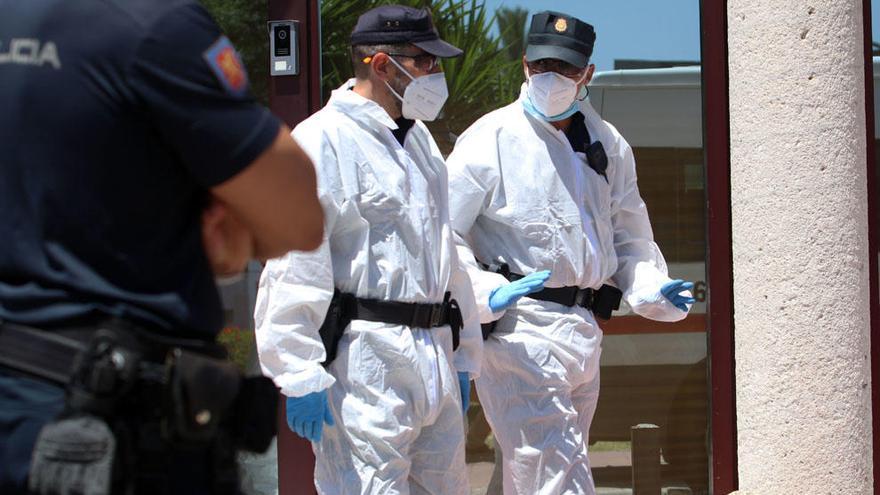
left=255, top=80, right=481, bottom=495
left=446, top=85, right=689, bottom=495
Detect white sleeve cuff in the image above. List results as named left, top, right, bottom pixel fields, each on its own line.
left=269, top=366, right=336, bottom=398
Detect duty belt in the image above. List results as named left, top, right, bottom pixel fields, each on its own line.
left=0, top=318, right=279, bottom=454
left=478, top=261, right=623, bottom=340
left=0, top=319, right=226, bottom=385
left=0, top=322, right=85, bottom=384
left=506, top=272, right=603, bottom=310
left=319, top=291, right=463, bottom=366
left=338, top=291, right=462, bottom=346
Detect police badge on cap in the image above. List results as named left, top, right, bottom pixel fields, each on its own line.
left=526, top=11, right=596, bottom=69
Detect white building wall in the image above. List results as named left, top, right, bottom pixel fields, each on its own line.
left=727, top=0, right=873, bottom=492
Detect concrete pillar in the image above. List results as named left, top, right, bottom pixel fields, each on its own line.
left=727, top=0, right=873, bottom=492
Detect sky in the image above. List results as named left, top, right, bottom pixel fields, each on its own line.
left=480, top=0, right=702, bottom=71
left=874, top=0, right=880, bottom=46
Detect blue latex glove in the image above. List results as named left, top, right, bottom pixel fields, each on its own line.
left=488, top=270, right=551, bottom=312
left=285, top=390, right=335, bottom=442
left=661, top=279, right=696, bottom=312
left=457, top=371, right=470, bottom=414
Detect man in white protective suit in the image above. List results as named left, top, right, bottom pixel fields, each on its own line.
left=446, top=11, right=696, bottom=495
left=253, top=5, right=482, bottom=495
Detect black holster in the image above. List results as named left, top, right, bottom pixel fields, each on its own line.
left=477, top=261, right=509, bottom=340
left=318, top=290, right=353, bottom=366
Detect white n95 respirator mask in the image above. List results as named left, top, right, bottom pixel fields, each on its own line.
left=385, top=56, right=449, bottom=121
left=526, top=71, right=588, bottom=120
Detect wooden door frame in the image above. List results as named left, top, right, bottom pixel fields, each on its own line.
left=863, top=0, right=879, bottom=493
left=267, top=1, right=322, bottom=494
left=700, top=0, right=738, bottom=493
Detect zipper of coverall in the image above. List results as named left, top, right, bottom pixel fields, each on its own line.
left=383, top=125, right=447, bottom=413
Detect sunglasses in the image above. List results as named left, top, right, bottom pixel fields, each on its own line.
left=527, top=59, right=586, bottom=79
left=384, top=52, right=441, bottom=72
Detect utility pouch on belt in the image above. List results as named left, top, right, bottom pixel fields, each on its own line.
left=591, top=284, right=623, bottom=320
left=29, top=414, right=116, bottom=495
left=164, top=349, right=241, bottom=444
left=164, top=345, right=280, bottom=453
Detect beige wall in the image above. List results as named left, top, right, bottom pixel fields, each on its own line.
left=727, top=0, right=873, bottom=492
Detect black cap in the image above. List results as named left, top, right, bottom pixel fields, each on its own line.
left=525, top=11, right=596, bottom=68
left=350, top=5, right=463, bottom=58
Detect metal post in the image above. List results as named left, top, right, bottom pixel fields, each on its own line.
left=631, top=423, right=662, bottom=495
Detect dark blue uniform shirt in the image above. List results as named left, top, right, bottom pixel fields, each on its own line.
left=0, top=0, right=281, bottom=338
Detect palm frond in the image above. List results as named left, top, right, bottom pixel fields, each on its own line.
left=496, top=6, right=528, bottom=61
left=202, top=0, right=271, bottom=104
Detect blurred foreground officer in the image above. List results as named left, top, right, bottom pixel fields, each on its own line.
left=0, top=1, right=323, bottom=493
left=255, top=5, right=481, bottom=494
left=447, top=11, right=694, bottom=495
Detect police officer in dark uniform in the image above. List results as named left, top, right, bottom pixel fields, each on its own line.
left=0, top=0, right=323, bottom=493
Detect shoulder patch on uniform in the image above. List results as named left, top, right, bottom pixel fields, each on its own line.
left=203, top=36, right=249, bottom=96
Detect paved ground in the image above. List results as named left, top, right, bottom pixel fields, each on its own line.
left=240, top=445, right=694, bottom=494
left=467, top=462, right=494, bottom=495
left=467, top=460, right=642, bottom=494
left=466, top=457, right=695, bottom=495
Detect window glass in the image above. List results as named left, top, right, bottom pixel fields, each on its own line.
left=445, top=1, right=710, bottom=492
left=207, top=0, right=713, bottom=492
left=871, top=2, right=879, bottom=221
left=869, top=6, right=879, bottom=483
